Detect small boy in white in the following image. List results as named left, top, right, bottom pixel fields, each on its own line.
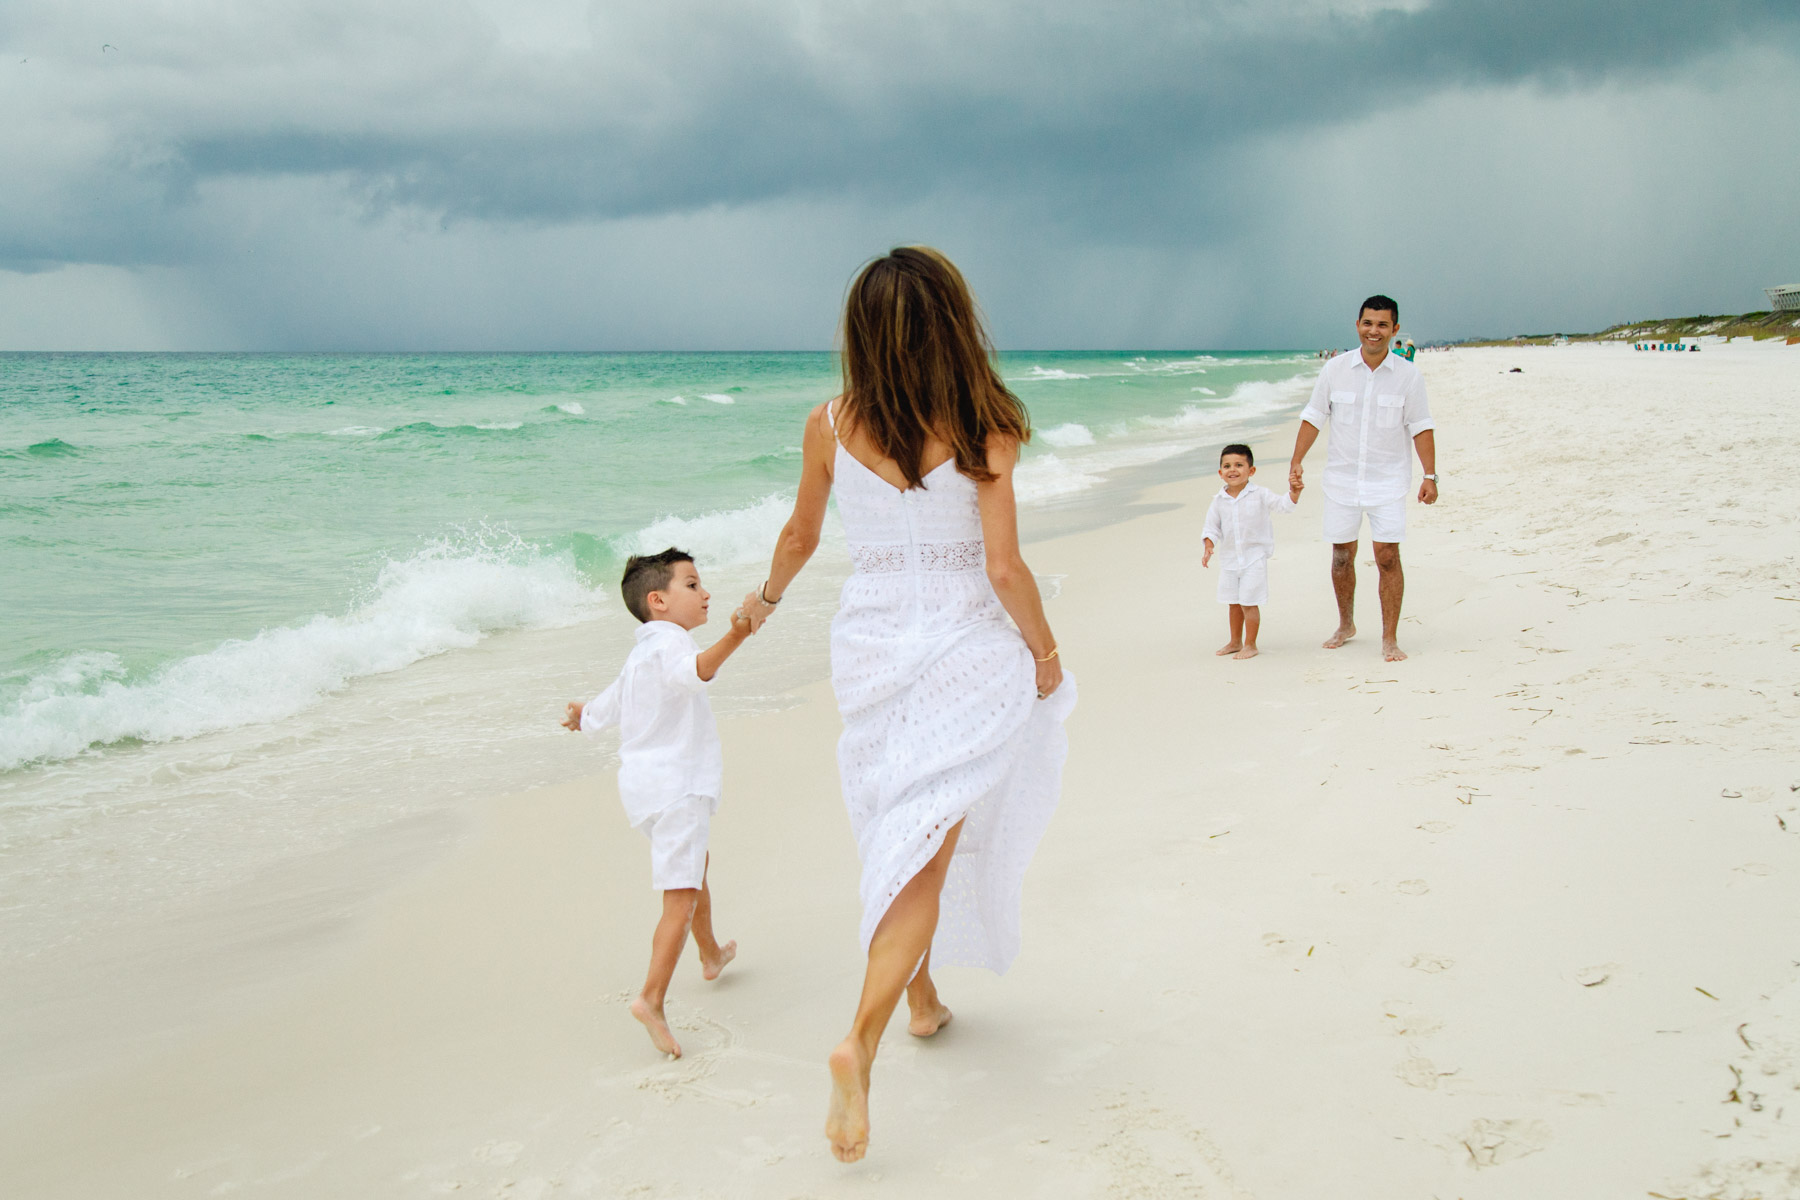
left=1202, top=443, right=1302, bottom=660
left=561, top=547, right=755, bottom=1058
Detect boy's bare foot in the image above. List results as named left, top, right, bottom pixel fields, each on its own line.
left=1323, top=623, right=1355, bottom=649
left=908, top=1001, right=953, bottom=1037
left=700, top=939, right=736, bottom=981
left=825, top=1037, right=871, bottom=1162
left=1382, top=638, right=1408, bottom=662
left=629, top=996, right=682, bottom=1058
left=1215, top=641, right=1242, bottom=656
left=1233, top=646, right=1260, bottom=660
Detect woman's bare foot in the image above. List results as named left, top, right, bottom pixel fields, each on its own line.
left=908, top=1001, right=953, bottom=1037
left=1233, top=645, right=1260, bottom=660
left=1215, top=641, right=1242, bottom=656
left=700, top=939, right=737, bottom=981
left=629, top=996, right=682, bottom=1058
left=1382, top=638, right=1408, bottom=662
left=825, top=1037, right=871, bottom=1162
left=1323, top=623, right=1356, bottom=649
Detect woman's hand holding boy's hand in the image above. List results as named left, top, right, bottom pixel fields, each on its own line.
left=561, top=701, right=584, bottom=732
left=738, top=589, right=774, bottom=633
left=730, top=605, right=756, bottom=636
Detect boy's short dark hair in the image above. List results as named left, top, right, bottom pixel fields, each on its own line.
left=1220, top=443, right=1253, bottom=466
left=620, top=547, right=694, bottom=623
left=1359, top=294, right=1399, bottom=324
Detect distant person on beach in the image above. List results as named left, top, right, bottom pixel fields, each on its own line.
left=1287, top=295, right=1438, bottom=662
left=741, top=247, right=1075, bottom=1163
left=561, top=548, right=757, bottom=1058
left=1202, top=443, right=1301, bottom=659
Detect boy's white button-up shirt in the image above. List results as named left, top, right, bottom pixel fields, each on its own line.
left=1298, top=349, right=1435, bottom=506
left=580, top=620, right=722, bottom=827
left=1203, top=482, right=1298, bottom=571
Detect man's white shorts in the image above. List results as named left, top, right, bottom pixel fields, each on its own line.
left=1322, top=495, right=1407, bottom=544
left=1217, top=558, right=1269, bottom=606
left=641, top=794, right=715, bottom=891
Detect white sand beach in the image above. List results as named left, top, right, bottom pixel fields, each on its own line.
left=3, top=342, right=1797, bottom=1198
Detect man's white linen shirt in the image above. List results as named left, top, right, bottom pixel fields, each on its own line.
left=1203, top=483, right=1298, bottom=571
left=580, top=621, right=722, bottom=827
left=1298, top=350, right=1435, bottom=506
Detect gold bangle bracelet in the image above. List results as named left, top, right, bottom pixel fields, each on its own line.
left=1034, top=646, right=1059, bottom=663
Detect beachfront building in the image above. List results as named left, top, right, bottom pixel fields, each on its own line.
left=1766, top=284, right=1800, bottom=311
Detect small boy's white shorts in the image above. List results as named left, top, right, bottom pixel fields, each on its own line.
left=641, top=795, right=716, bottom=891
left=1217, top=559, right=1269, bottom=606
left=1322, top=495, right=1407, bottom=544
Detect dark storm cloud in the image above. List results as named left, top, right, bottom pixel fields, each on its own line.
left=3, top=0, right=1796, bottom=269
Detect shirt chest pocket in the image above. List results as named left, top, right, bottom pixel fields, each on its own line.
left=1329, top=390, right=1357, bottom=418
left=1376, top=393, right=1404, bottom=429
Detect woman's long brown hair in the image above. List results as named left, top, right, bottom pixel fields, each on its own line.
left=838, top=246, right=1031, bottom=487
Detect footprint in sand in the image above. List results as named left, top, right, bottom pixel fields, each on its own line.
left=1572, top=963, right=1619, bottom=987
left=1416, top=821, right=1454, bottom=834
left=1396, top=879, right=1431, bottom=895
left=1087, top=1092, right=1251, bottom=1199
left=1454, top=1118, right=1553, bottom=1168
left=1404, top=953, right=1454, bottom=973
left=1733, top=862, right=1772, bottom=876
left=470, top=1141, right=522, bottom=1166
left=1396, top=1056, right=1456, bottom=1090
left=1384, top=1005, right=1443, bottom=1037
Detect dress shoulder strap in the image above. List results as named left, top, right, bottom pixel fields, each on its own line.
left=826, top=398, right=839, bottom=434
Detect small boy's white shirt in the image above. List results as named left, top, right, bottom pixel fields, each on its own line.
left=580, top=620, right=722, bottom=828
left=1203, top=482, right=1298, bottom=571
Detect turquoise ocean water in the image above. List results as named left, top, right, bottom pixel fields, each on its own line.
left=1, top=350, right=1315, bottom=959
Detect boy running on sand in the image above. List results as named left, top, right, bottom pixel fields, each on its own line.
left=561, top=548, right=756, bottom=1058
left=1203, top=444, right=1301, bottom=659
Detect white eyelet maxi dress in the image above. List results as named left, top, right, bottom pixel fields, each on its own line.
left=827, top=404, right=1077, bottom=974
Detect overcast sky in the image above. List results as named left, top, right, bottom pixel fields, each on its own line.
left=2, top=0, right=1796, bottom=350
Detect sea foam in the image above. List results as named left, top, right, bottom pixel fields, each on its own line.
left=1038, top=423, right=1097, bottom=448
left=0, top=531, right=600, bottom=772
left=612, top=493, right=816, bottom=567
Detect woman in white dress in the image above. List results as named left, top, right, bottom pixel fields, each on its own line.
left=742, top=247, right=1075, bottom=1162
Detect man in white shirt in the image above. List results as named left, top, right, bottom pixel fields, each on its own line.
left=1287, top=295, right=1439, bottom=662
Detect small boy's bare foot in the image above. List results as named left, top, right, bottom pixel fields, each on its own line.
left=1382, top=639, right=1408, bottom=662
left=630, top=996, right=682, bottom=1058
left=700, top=939, right=736, bottom=981
left=1215, top=641, right=1242, bottom=656
left=825, top=1038, right=871, bottom=1162
left=908, top=1002, right=953, bottom=1037
left=1323, top=624, right=1355, bottom=649
left=1233, top=645, right=1260, bottom=660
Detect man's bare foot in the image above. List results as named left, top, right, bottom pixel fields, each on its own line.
left=1233, top=645, right=1260, bottom=660
left=1215, top=641, right=1242, bottom=656
left=1323, top=624, right=1355, bottom=649
left=825, top=1038, right=871, bottom=1162
left=629, top=996, right=682, bottom=1058
left=1382, top=639, right=1408, bottom=662
left=700, top=939, right=736, bottom=981
left=908, top=1002, right=953, bottom=1037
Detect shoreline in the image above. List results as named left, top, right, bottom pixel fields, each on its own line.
left=0, top=383, right=1313, bottom=1117
left=4, top=342, right=1797, bottom=1197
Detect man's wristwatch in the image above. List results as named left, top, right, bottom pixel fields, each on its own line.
left=1423, top=474, right=1439, bottom=481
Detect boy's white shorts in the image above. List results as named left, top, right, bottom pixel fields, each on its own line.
left=1322, top=495, right=1407, bottom=544
left=641, top=794, right=715, bottom=891
left=1217, top=558, right=1269, bottom=606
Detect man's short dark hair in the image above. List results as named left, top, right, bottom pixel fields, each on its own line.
left=620, top=547, right=694, bottom=623
left=1359, top=294, right=1399, bottom=324
left=1220, top=443, right=1253, bottom=466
